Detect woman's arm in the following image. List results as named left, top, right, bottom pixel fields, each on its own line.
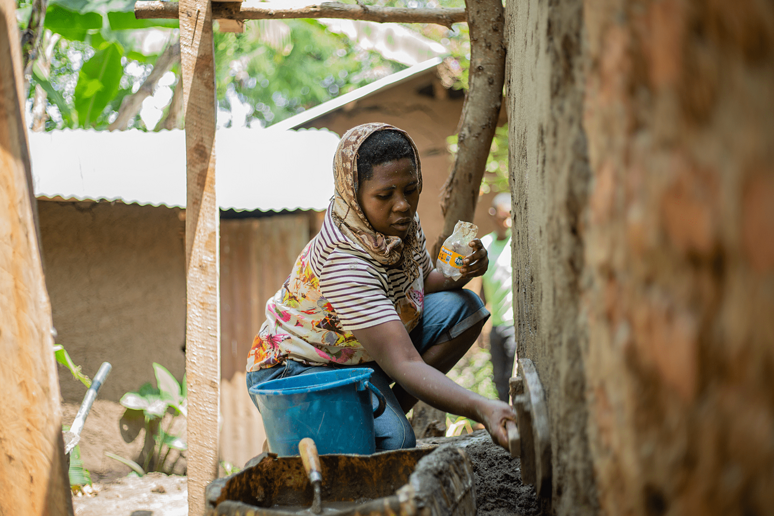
left=425, top=238, right=489, bottom=294
left=351, top=320, right=515, bottom=449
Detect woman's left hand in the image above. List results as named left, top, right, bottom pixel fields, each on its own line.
left=460, top=239, right=488, bottom=279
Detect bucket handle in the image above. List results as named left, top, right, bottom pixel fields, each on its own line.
left=365, top=381, right=387, bottom=418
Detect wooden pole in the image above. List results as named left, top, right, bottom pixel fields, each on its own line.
left=179, top=0, right=220, bottom=511
left=0, top=0, right=73, bottom=514
left=135, top=1, right=466, bottom=28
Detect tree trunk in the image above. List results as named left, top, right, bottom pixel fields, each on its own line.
left=0, top=1, right=73, bottom=514
left=432, top=0, right=506, bottom=258
left=109, top=41, right=181, bottom=131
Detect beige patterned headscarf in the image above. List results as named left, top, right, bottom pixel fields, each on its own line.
left=331, top=123, right=424, bottom=281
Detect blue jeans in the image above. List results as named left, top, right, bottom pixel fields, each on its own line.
left=246, top=289, right=489, bottom=451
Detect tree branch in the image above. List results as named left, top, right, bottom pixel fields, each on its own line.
left=21, top=0, right=47, bottom=77
left=432, top=0, right=506, bottom=258
left=108, top=41, right=181, bottom=131
left=31, top=31, right=60, bottom=132
left=135, top=1, right=466, bottom=28
left=157, top=71, right=184, bottom=131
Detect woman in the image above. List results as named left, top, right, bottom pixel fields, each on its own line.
left=247, top=123, right=515, bottom=451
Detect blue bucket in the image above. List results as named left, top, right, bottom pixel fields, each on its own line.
left=248, top=368, right=387, bottom=456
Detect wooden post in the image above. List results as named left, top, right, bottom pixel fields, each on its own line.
left=0, top=0, right=73, bottom=514
left=179, top=0, right=220, bottom=512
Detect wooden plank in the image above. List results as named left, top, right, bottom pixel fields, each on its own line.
left=216, top=19, right=244, bottom=33
left=179, top=0, right=220, bottom=510
left=135, top=1, right=466, bottom=27
left=0, top=1, right=73, bottom=514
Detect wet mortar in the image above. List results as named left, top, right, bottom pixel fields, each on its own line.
left=418, top=430, right=540, bottom=516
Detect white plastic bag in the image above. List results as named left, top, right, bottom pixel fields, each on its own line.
left=436, top=221, right=478, bottom=280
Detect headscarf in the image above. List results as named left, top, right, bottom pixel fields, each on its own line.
left=331, top=123, right=424, bottom=282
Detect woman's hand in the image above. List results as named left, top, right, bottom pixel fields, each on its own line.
left=460, top=239, right=489, bottom=280
left=476, top=399, right=517, bottom=451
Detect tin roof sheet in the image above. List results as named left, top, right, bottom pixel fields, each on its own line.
left=29, top=127, right=341, bottom=212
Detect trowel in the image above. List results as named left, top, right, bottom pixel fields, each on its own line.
left=63, top=362, right=112, bottom=455
left=299, top=438, right=323, bottom=514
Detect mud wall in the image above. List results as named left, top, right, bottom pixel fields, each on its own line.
left=505, top=0, right=597, bottom=513
left=507, top=0, right=774, bottom=514
left=39, top=200, right=187, bottom=476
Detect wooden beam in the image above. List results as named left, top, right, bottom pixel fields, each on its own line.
left=136, top=1, right=466, bottom=28
left=179, top=0, right=220, bottom=512
left=0, top=0, right=73, bottom=514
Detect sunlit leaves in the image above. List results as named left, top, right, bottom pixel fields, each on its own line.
left=45, top=4, right=102, bottom=41
left=74, top=41, right=123, bottom=126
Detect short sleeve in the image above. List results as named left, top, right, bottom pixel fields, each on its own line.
left=318, top=251, right=401, bottom=331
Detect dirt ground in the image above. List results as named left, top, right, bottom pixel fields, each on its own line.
left=73, top=472, right=187, bottom=516
left=74, top=432, right=537, bottom=516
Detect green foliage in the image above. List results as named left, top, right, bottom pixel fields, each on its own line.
left=111, top=363, right=187, bottom=475
left=447, top=123, right=509, bottom=194
left=45, top=4, right=102, bottom=41
left=74, top=41, right=123, bottom=127
left=53, top=344, right=91, bottom=388
left=64, top=426, right=92, bottom=487
left=104, top=451, right=146, bottom=476
left=447, top=346, right=498, bottom=401
left=215, top=20, right=403, bottom=126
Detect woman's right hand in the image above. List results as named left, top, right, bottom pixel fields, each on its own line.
left=477, top=399, right=517, bottom=451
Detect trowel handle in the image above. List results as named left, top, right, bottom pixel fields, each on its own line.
left=299, top=438, right=322, bottom=483
left=70, top=362, right=112, bottom=437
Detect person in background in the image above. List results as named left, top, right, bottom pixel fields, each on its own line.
left=480, top=193, right=516, bottom=402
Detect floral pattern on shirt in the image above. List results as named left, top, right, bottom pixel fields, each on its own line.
left=246, top=241, right=424, bottom=371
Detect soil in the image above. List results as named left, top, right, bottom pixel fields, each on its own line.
left=74, top=432, right=538, bottom=516
left=418, top=431, right=540, bottom=516
left=72, top=472, right=187, bottom=516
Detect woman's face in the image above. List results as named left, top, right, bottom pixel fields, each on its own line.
left=357, top=157, right=419, bottom=239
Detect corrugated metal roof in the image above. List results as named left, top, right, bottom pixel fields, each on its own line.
left=269, top=57, right=442, bottom=132
left=29, top=127, right=341, bottom=212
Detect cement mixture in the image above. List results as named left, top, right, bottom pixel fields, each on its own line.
left=418, top=431, right=539, bottom=516
left=74, top=432, right=537, bottom=516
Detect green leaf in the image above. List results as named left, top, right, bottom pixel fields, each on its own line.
left=153, top=363, right=181, bottom=404
left=49, top=0, right=92, bottom=13
left=74, top=41, right=123, bottom=127
left=138, top=382, right=159, bottom=397
left=181, top=373, right=187, bottom=399
left=145, top=397, right=168, bottom=418
left=105, top=452, right=145, bottom=476
left=119, top=392, right=148, bottom=411
left=157, top=430, right=187, bottom=451
left=44, top=4, right=102, bottom=41
left=107, top=11, right=178, bottom=30
left=53, top=344, right=90, bottom=388
left=68, top=443, right=92, bottom=486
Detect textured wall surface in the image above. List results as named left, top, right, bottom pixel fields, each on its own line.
left=582, top=1, right=774, bottom=514
left=507, top=0, right=774, bottom=514
left=505, top=0, right=598, bottom=513
left=39, top=200, right=187, bottom=476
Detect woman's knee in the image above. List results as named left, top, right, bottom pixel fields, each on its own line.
left=374, top=404, right=416, bottom=450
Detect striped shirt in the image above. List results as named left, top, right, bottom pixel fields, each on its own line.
left=246, top=205, right=433, bottom=371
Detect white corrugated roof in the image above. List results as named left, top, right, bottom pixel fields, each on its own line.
left=29, top=127, right=340, bottom=212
